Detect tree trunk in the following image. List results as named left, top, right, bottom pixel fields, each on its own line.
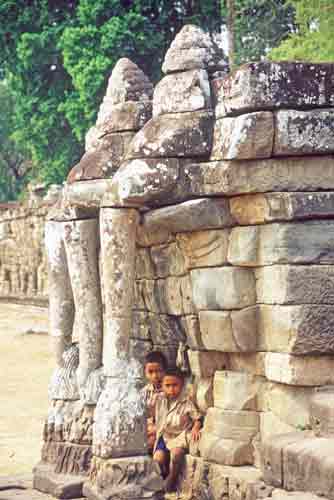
left=226, top=0, right=235, bottom=69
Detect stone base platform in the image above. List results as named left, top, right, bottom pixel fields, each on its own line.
left=33, top=463, right=85, bottom=499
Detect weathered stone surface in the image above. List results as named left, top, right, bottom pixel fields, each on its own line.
left=230, top=192, right=334, bottom=225
left=199, top=434, right=254, bottom=466
left=204, top=407, right=259, bottom=441
left=191, top=267, right=256, bottom=310
left=181, top=315, right=204, bottom=350
left=283, top=437, right=334, bottom=499
left=132, top=311, right=186, bottom=345
left=105, top=58, right=153, bottom=104
left=198, top=309, right=257, bottom=353
left=266, top=491, right=329, bottom=500
left=188, top=350, right=228, bottom=378
left=126, top=110, right=214, bottom=159
left=311, top=389, right=334, bottom=437
left=228, top=353, right=266, bottom=377
left=150, top=241, right=187, bottom=277
left=265, top=353, right=334, bottom=386
left=135, top=247, right=155, bottom=279
left=261, top=431, right=312, bottom=487
left=274, top=109, right=334, bottom=156
left=262, top=382, right=313, bottom=429
left=213, top=61, right=334, bottom=117
left=136, top=223, right=173, bottom=248
left=176, top=229, right=230, bottom=269
left=260, top=412, right=297, bottom=443
left=96, top=100, right=152, bottom=131
left=136, top=275, right=194, bottom=315
left=45, top=221, right=74, bottom=369
left=62, top=180, right=110, bottom=209
left=41, top=442, right=92, bottom=475
left=68, top=133, right=134, bottom=182
left=214, top=371, right=263, bottom=411
left=211, top=112, right=274, bottom=160
left=162, top=24, right=226, bottom=74
left=256, top=266, right=334, bottom=305
left=129, top=338, right=153, bottom=366
left=144, top=198, right=234, bottom=233
left=104, top=157, right=179, bottom=207
left=184, top=156, right=334, bottom=198
left=83, top=455, right=163, bottom=500
left=228, top=222, right=334, bottom=266
left=193, top=377, right=214, bottom=413
left=153, top=69, right=211, bottom=117
left=33, top=462, right=84, bottom=498
left=63, top=220, right=103, bottom=394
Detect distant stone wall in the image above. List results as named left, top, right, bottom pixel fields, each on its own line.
left=0, top=201, right=49, bottom=304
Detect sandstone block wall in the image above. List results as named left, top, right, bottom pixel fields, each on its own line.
left=0, top=199, right=49, bottom=303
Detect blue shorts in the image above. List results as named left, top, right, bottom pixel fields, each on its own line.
left=156, top=436, right=169, bottom=452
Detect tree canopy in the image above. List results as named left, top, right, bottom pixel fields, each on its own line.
left=269, top=0, right=334, bottom=62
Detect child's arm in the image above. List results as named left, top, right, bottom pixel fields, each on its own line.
left=191, top=418, right=202, bottom=441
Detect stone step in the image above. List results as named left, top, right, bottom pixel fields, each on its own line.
left=262, top=433, right=334, bottom=499
left=33, top=462, right=85, bottom=499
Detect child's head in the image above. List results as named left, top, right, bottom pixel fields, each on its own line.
left=144, top=351, right=168, bottom=386
left=162, top=368, right=185, bottom=400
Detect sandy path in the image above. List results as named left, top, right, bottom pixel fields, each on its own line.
left=0, top=303, right=53, bottom=475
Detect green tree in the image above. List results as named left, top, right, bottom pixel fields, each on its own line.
left=0, top=81, right=29, bottom=201
left=0, top=0, right=221, bottom=194
left=221, top=0, right=296, bottom=66
left=269, top=0, right=334, bottom=62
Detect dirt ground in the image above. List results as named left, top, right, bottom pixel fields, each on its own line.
left=0, top=303, right=52, bottom=475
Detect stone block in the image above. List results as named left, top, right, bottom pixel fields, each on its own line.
left=96, top=100, right=152, bottom=131
left=274, top=109, right=334, bottom=156
left=137, top=275, right=194, bottom=315
left=199, top=434, right=254, bottom=466
left=193, top=377, right=214, bottom=413
left=153, top=69, right=211, bottom=116
left=143, top=198, right=235, bottom=233
left=267, top=489, right=328, bottom=500
left=132, top=311, right=186, bottom=345
left=181, top=315, right=204, bottom=350
left=33, top=462, right=85, bottom=498
left=184, top=156, right=334, bottom=198
left=256, top=265, right=334, bottom=305
left=265, top=353, right=334, bottom=386
left=214, top=371, right=263, bottom=411
left=150, top=241, right=186, bottom=277
left=260, top=412, right=297, bottom=444
left=261, top=431, right=312, bottom=487
left=211, top=112, right=274, bottom=160
left=136, top=224, right=173, bottom=248
left=135, top=248, right=154, bottom=279
left=228, top=353, right=266, bottom=377
left=68, top=133, right=134, bottom=182
left=230, top=192, right=334, bottom=225
left=257, top=304, right=334, bottom=355
left=62, top=180, right=109, bottom=209
left=104, top=157, right=179, bottom=207
left=262, top=382, right=312, bottom=429
left=199, top=310, right=236, bottom=351
left=126, top=110, right=213, bottom=159
left=105, top=58, right=153, bottom=104
left=228, top=221, right=334, bottom=266
left=162, top=25, right=225, bottom=74
left=204, top=407, right=259, bottom=441
left=311, top=389, right=334, bottom=437
left=176, top=229, right=230, bottom=269
left=283, top=437, right=334, bottom=498
left=188, top=350, right=228, bottom=378
left=231, top=307, right=258, bottom=352
left=191, top=267, right=256, bottom=310
left=213, top=61, right=334, bottom=117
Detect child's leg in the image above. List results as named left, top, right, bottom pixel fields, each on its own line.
left=153, top=450, right=170, bottom=479
left=165, top=447, right=185, bottom=492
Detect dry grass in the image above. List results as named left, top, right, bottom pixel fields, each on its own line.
left=0, top=303, right=53, bottom=475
